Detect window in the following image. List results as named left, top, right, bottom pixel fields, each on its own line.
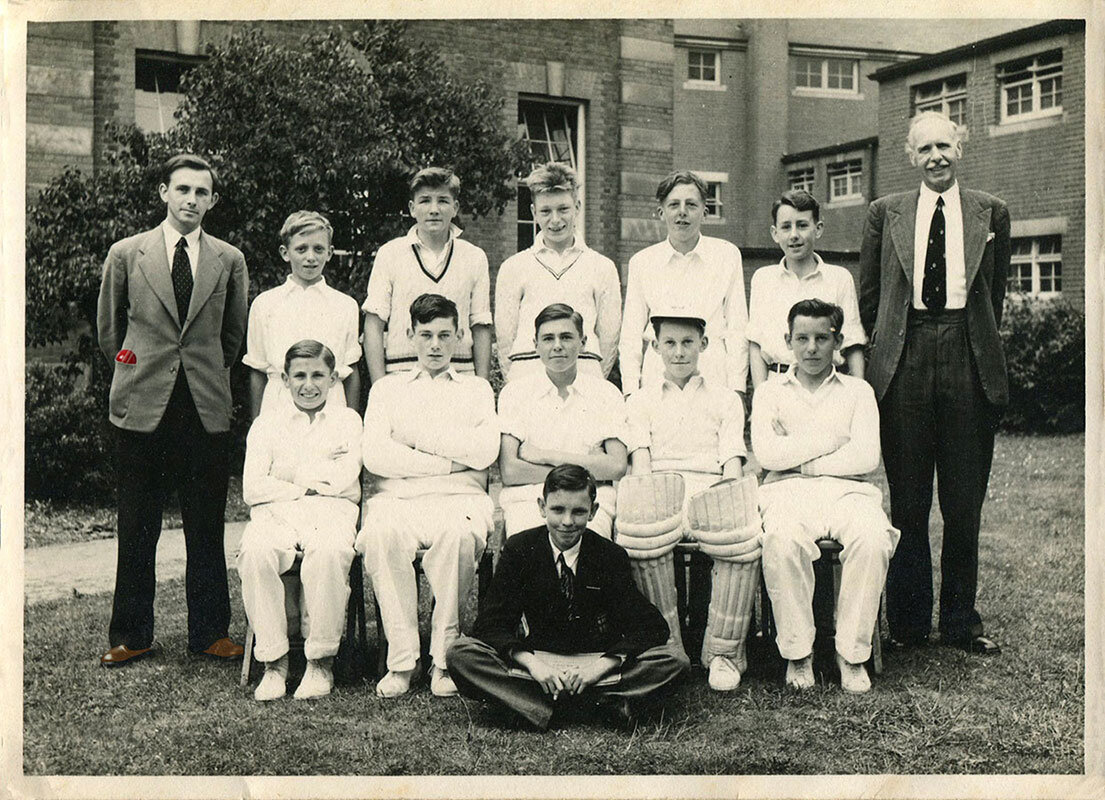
left=517, top=98, right=583, bottom=250
left=1009, top=235, right=1062, bottom=295
left=788, top=167, right=815, bottom=194
left=687, top=49, right=719, bottom=84
left=912, top=74, right=968, bottom=125
left=793, top=56, right=858, bottom=94
left=998, top=50, right=1063, bottom=123
left=826, top=160, right=863, bottom=202
left=134, top=51, right=202, bottom=134
left=704, top=182, right=723, bottom=218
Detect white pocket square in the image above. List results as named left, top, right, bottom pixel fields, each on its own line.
left=986, top=231, right=995, bottom=242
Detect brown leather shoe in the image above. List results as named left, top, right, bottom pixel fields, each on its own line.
left=101, top=644, right=154, bottom=667
left=201, top=637, right=244, bottom=659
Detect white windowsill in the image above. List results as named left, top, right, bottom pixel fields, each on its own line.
left=791, top=87, right=864, bottom=100
left=988, top=111, right=1065, bottom=137
left=683, top=80, right=727, bottom=92
left=703, top=217, right=727, bottom=225
left=824, top=196, right=866, bottom=209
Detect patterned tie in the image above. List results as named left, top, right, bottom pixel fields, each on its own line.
left=921, top=196, right=947, bottom=310
left=557, top=553, right=575, bottom=613
left=172, top=236, right=194, bottom=323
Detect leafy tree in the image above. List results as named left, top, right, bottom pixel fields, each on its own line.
left=25, top=21, right=524, bottom=500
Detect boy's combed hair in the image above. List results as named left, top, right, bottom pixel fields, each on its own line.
left=283, top=339, right=336, bottom=373
left=787, top=298, right=844, bottom=335
left=651, top=315, right=706, bottom=339
left=771, top=189, right=820, bottom=224
left=409, top=166, right=461, bottom=200
left=410, top=293, right=459, bottom=329
left=534, top=302, right=584, bottom=337
left=525, top=162, right=580, bottom=198
left=161, top=153, right=219, bottom=191
left=543, top=463, right=598, bottom=502
left=655, top=169, right=708, bottom=204
left=280, top=210, right=334, bottom=246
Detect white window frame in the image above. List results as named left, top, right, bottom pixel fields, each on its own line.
left=694, top=171, right=728, bottom=225
left=516, top=97, right=586, bottom=251
left=912, top=74, right=968, bottom=125
left=1009, top=235, right=1062, bottom=296
left=997, top=50, right=1063, bottom=124
left=788, top=167, right=815, bottom=194
left=792, top=55, right=860, bottom=97
left=684, top=48, right=722, bottom=90
left=826, top=159, right=864, bottom=203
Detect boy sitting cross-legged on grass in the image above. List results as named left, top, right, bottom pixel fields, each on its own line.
left=237, top=340, right=363, bottom=701
left=751, top=299, right=899, bottom=693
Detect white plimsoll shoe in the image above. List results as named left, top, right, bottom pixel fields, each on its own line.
left=376, top=667, right=417, bottom=698
left=254, top=655, right=289, bottom=702
left=836, top=654, right=871, bottom=694
left=430, top=666, right=458, bottom=697
left=294, top=658, right=334, bottom=700
left=785, top=655, right=815, bottom=690
left=707, top=655, right=742, bottom=691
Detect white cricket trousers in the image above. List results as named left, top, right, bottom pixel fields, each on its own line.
left=358, top=493, right=493, bottom=671
left=759, top=477, right=900, bottom=664
left=237, top=496, right=357, bottom=662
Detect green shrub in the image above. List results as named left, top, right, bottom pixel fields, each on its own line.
left=25, top=361, right=115, bottom=502
left=999, top=295, right=1084, bottom=433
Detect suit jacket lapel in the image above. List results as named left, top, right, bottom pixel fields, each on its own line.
left=136, top=229, right=182, bottom=327
left=961, top=190, right=992, bottom=292
left=887, top=190, right=919, bottom=288
left=182, top=232, right=224, bottom=335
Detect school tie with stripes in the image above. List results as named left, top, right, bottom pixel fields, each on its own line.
left=921, top=196, right=947, bottom=310
left=557, top=553, right=575, bottom=613
left=172, top=236, right=194, bottom=323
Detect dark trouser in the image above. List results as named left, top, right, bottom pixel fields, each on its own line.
left=879, top=309, right=1000, bottom=644
left=446, top=636, right=689, bottom=730
left=109, top=372, right=231, bottom=652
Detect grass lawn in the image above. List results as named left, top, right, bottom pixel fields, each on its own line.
left=22, top=434, right=1083, bottom=774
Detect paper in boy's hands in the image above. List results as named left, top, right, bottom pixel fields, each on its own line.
left=115, top=349, right=137, bottom=364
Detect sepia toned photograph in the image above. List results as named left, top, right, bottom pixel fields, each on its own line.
left=5, top=3, right=1100, bottom=796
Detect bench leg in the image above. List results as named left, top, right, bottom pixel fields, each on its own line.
left=240, top=627, right=255, bottom=688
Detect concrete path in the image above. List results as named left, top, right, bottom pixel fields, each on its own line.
left=24, top=522, right=247, bottom=606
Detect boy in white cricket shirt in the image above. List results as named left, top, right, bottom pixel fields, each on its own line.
left=362, top=167, right=492, bottom=383
left=498, top=303, right=627, bottom=539
left=359, top=293, right=499, bottom=699
left=751, top=299, right=899, bottom=693
left=746, top=190, right=866, bottom=389
left=495, top=162, right=621, bottom=381
left=238, top=340, right=363, bottom=701
left=620, top=170, right=748, bottom=395
left=243, top=211, right=362, bottom=417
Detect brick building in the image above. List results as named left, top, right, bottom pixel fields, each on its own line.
left=27, top=18, right=1038, bottom=286
left=871, top=19, right=1086, bottom=306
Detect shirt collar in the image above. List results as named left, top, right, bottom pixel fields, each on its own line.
left=919, top=181, right=960, bottom=207
left=161, top=220, right=202, bottom=254
left=661, top=373, right=704, bottom=394
left=286, top=402, right=327, bottom=425
left=533, top=230, right=585, bottom=257
left=661, top=234, right=705, bottom=262
left=780, top=365, right=842, bottom=389
left=405, top=223, right=463, bottom=248
left=281, top=274, right=328, bottom=294
left=549, top=534, right=582, bottom=568
left=777, top=252, right=824, bottom=280
left=407, top=365, right=460, bottom=382
left=538, top=369, right=581, bottom=398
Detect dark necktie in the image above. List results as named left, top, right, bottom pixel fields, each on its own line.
left=921, top=196, right=947, bottom=310
left=557, top=553, right=575, bottom=612
left=172, top=236, right=194, bottom=323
